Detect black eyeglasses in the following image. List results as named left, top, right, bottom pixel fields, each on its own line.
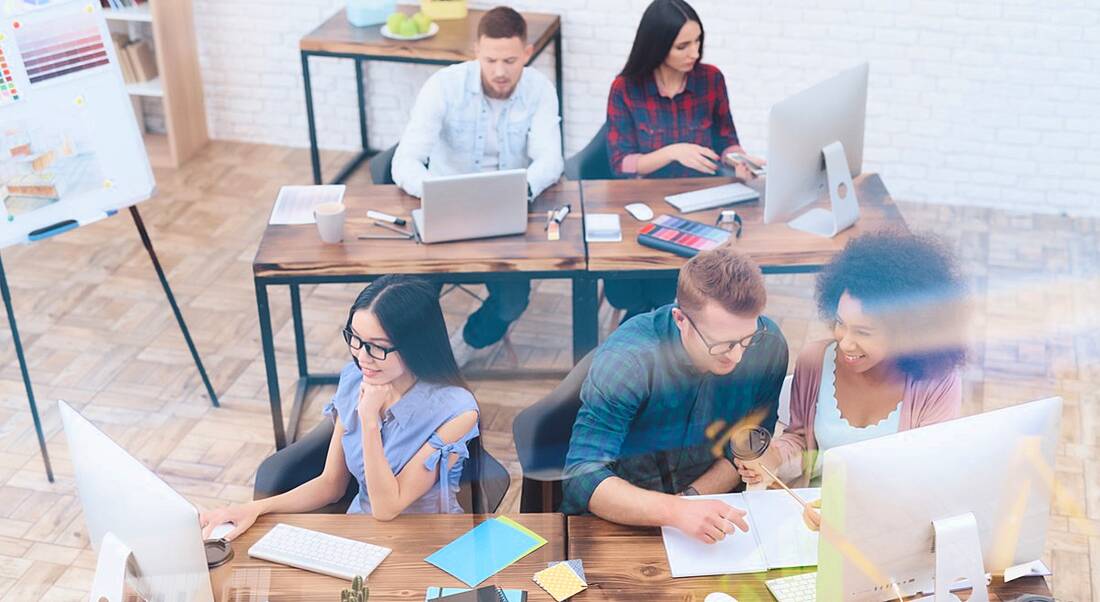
left=680, top=310, right=768, bottom=356
left=342, top=327, right=397, bottom=361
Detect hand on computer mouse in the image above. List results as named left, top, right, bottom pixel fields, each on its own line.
left=201, top=502, right=261, bottom=541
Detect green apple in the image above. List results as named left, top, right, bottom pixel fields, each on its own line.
left=385, top=12, right=406, bottom=33
left=398, top=18, right=419, bottom=37
left=412, top=12, right=432, bottom=34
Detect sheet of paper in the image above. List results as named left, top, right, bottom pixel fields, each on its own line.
left=425, top=517, right=547, bottom=587
left=742, top=487, right=821, bottom=569
left=660, top=493, right=768, bottom=577
left=1004, top=559, right=1052, bottom=582
left=268, top=185, right=345, bottom=225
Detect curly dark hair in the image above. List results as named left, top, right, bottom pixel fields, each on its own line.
left=815, top=229, right=968, bottom=380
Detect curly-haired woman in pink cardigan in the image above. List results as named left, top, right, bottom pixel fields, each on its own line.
left=736, top=230, right=969, bottom=510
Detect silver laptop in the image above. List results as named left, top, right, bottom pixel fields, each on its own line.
left=412, top=169, right=528, bottom=243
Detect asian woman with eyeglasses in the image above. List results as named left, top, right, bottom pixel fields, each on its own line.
left=200, top=275, right=478, bottom=539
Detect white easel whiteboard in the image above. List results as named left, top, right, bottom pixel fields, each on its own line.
left=0, top=0, right=154, bottom=249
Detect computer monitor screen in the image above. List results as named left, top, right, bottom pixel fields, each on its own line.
left=818, top=396, right=1060, bottom=600
left=764, top=63, right=869, bottom=225
left=59, top=400, right=214, bottom=601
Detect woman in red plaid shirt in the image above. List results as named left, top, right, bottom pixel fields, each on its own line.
left=604, top=0, right=766, bottom=321
left=606, top=0, right=765, bottom=179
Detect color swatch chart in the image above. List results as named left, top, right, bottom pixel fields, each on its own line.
left=15, top=10, right=109, bottom=85
left=0, top=38, right=17, bottom=106
left=637, top=214, right=731, bottom=258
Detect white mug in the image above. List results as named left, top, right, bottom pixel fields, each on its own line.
left=314, top=202, right=346, bottom=244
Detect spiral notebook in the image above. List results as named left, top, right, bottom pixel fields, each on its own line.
left=661, top=488, right=822, bottom=577
left=425, top=585, right=520, bottom=602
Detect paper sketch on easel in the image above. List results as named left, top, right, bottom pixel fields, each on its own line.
left=0, top=118, right=103, bottom=218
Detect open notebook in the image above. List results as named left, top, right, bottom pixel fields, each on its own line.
left=661, top=488, right=821, bottom=577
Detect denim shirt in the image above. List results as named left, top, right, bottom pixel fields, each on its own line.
left=392, top=60, right=564, bottom=199
left=323, top=363, right=480, bottom=515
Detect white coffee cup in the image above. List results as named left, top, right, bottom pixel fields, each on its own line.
left=314, top=202, right=346, bottom=243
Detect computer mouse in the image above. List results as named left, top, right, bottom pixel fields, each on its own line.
left=208, top=522, right=235, bottom=540
left=704, top=594, right=737, bottom=602
left=624, top=202, right=654, bottom=221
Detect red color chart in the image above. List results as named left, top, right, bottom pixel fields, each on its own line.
left=15, top=11, right=109, bottom=85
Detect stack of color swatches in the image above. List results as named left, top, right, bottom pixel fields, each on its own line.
left=0, top=45, right=18, bottom=105
left=637, top=214, right=731, bottom=258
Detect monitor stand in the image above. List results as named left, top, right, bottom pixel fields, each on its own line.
left=788, top=140, right=860, bottom=238
left=90, top=531, right=135, bottom=602
left=932, top=513, right=989, bottom=602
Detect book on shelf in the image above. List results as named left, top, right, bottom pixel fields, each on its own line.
left=101, top=0, right=148, bottom=9
left=126, top=39, right=158, bottom=82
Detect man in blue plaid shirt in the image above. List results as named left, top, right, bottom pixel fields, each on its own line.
left=562, top=244, right=788, bottom=544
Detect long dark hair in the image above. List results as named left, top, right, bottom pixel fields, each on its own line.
left=346, top=275, right=467, bottom=390
left=620, top=0, right=704, bottom=80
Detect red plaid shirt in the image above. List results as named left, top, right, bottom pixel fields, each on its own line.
left=606, top=63, right=740, bottom=178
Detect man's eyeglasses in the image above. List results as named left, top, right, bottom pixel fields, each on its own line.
left=342, top=327, right=397, bottom=361
left=680, top=310, right=768, bottom=356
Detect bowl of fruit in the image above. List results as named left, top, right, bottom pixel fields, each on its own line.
left=381, top=11, right=437, bottom=41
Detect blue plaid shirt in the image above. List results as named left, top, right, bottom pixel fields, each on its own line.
left=561, top=305, right=788, bottom=515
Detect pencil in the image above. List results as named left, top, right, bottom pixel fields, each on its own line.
left=756, top=463, right=810, bottom=509
left=371, top=221, right=412, bottom=237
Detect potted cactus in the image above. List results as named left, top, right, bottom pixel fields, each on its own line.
left=340, top=575, right=369, bottom=601
left=419, top=0, right=467, bottom=21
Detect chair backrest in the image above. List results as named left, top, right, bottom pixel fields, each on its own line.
left=458, top=436, right=510, bottom=514
left=256, top=421, right=509, bottom=514
left=564, top=122, right=614, bottom=181
left=512, top=350, right=596, bottom=512
left=369, top=144, right=398, bottom=185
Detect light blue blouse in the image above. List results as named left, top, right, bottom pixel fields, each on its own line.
left=323, top=362, right=480, bottom=515
left=811, top=343, right=901, bottom=484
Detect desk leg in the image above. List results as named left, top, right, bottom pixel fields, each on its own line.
left=301, top=51, right=322, bottom=185
left=287, top=284, right=309, bottom=444
left=572, top=276, right=598, bottom=364
left=0, top=253, right=53, bottom=482
left=255, top=279, right=286, bottom=449
left=355, top=58, right=369, bottom=155
left=554, top=29, right=564, bottom=154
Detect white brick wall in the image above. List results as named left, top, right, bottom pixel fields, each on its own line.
left=192, top=0, right=1100, bottom=216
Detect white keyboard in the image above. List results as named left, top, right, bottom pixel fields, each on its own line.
left=765, top=571, right=817, bottom=602
left=247, top=523, right=391, bottom=581
left=664, top=183, right=759, bottom=213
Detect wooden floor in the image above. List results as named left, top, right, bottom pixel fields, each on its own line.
left=0, top=141, right=1096, bottom=600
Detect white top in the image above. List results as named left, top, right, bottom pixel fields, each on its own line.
left=811, top=342, right=901, bottom=483
left=482, top=97, right=507, bottom=172
left=391, top=61, right=563, bottom=199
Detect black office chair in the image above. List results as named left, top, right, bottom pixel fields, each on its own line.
left=511, top=351, right=595, bottom=513
left=368, top=144, right=398, bottom=185
left=254, top=420, right=510, bottom=514
left=564, top=122, right=614, bottom=181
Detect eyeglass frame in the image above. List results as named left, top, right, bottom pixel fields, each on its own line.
left=342, top=326, right=398, bottom=362
left=677, top=308, right=769, bottom=356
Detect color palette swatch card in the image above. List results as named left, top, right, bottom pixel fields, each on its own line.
left=425, top=517, right=547, bottom=587
left=532, top=561, right=586, bottom=601
left=637, top=214, right=730, bottom=258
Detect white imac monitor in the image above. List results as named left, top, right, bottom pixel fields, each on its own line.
left=764, top=63, right=869, bottom=238
left=817, top=396, right=1061, bottom=601
left=59, top=400, right=214, bottom=602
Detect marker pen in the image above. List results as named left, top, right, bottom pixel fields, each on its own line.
left=367, top=210, right=406, bottom=226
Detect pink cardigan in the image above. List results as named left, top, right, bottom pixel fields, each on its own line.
left=771, top=339, right=962, bottom=487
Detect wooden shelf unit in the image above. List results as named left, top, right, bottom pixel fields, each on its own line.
left=105, top=0, right=208, bottom=168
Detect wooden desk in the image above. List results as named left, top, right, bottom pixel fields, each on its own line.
left=211, top=513, right=564, bottom=601
left=253, top=182, right=587, bottom=448
left=567, top=516, right=1052, bottom=601
left=580, top=173, right=908, bottom=274
left=299, top=6, right=563, bottom=185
